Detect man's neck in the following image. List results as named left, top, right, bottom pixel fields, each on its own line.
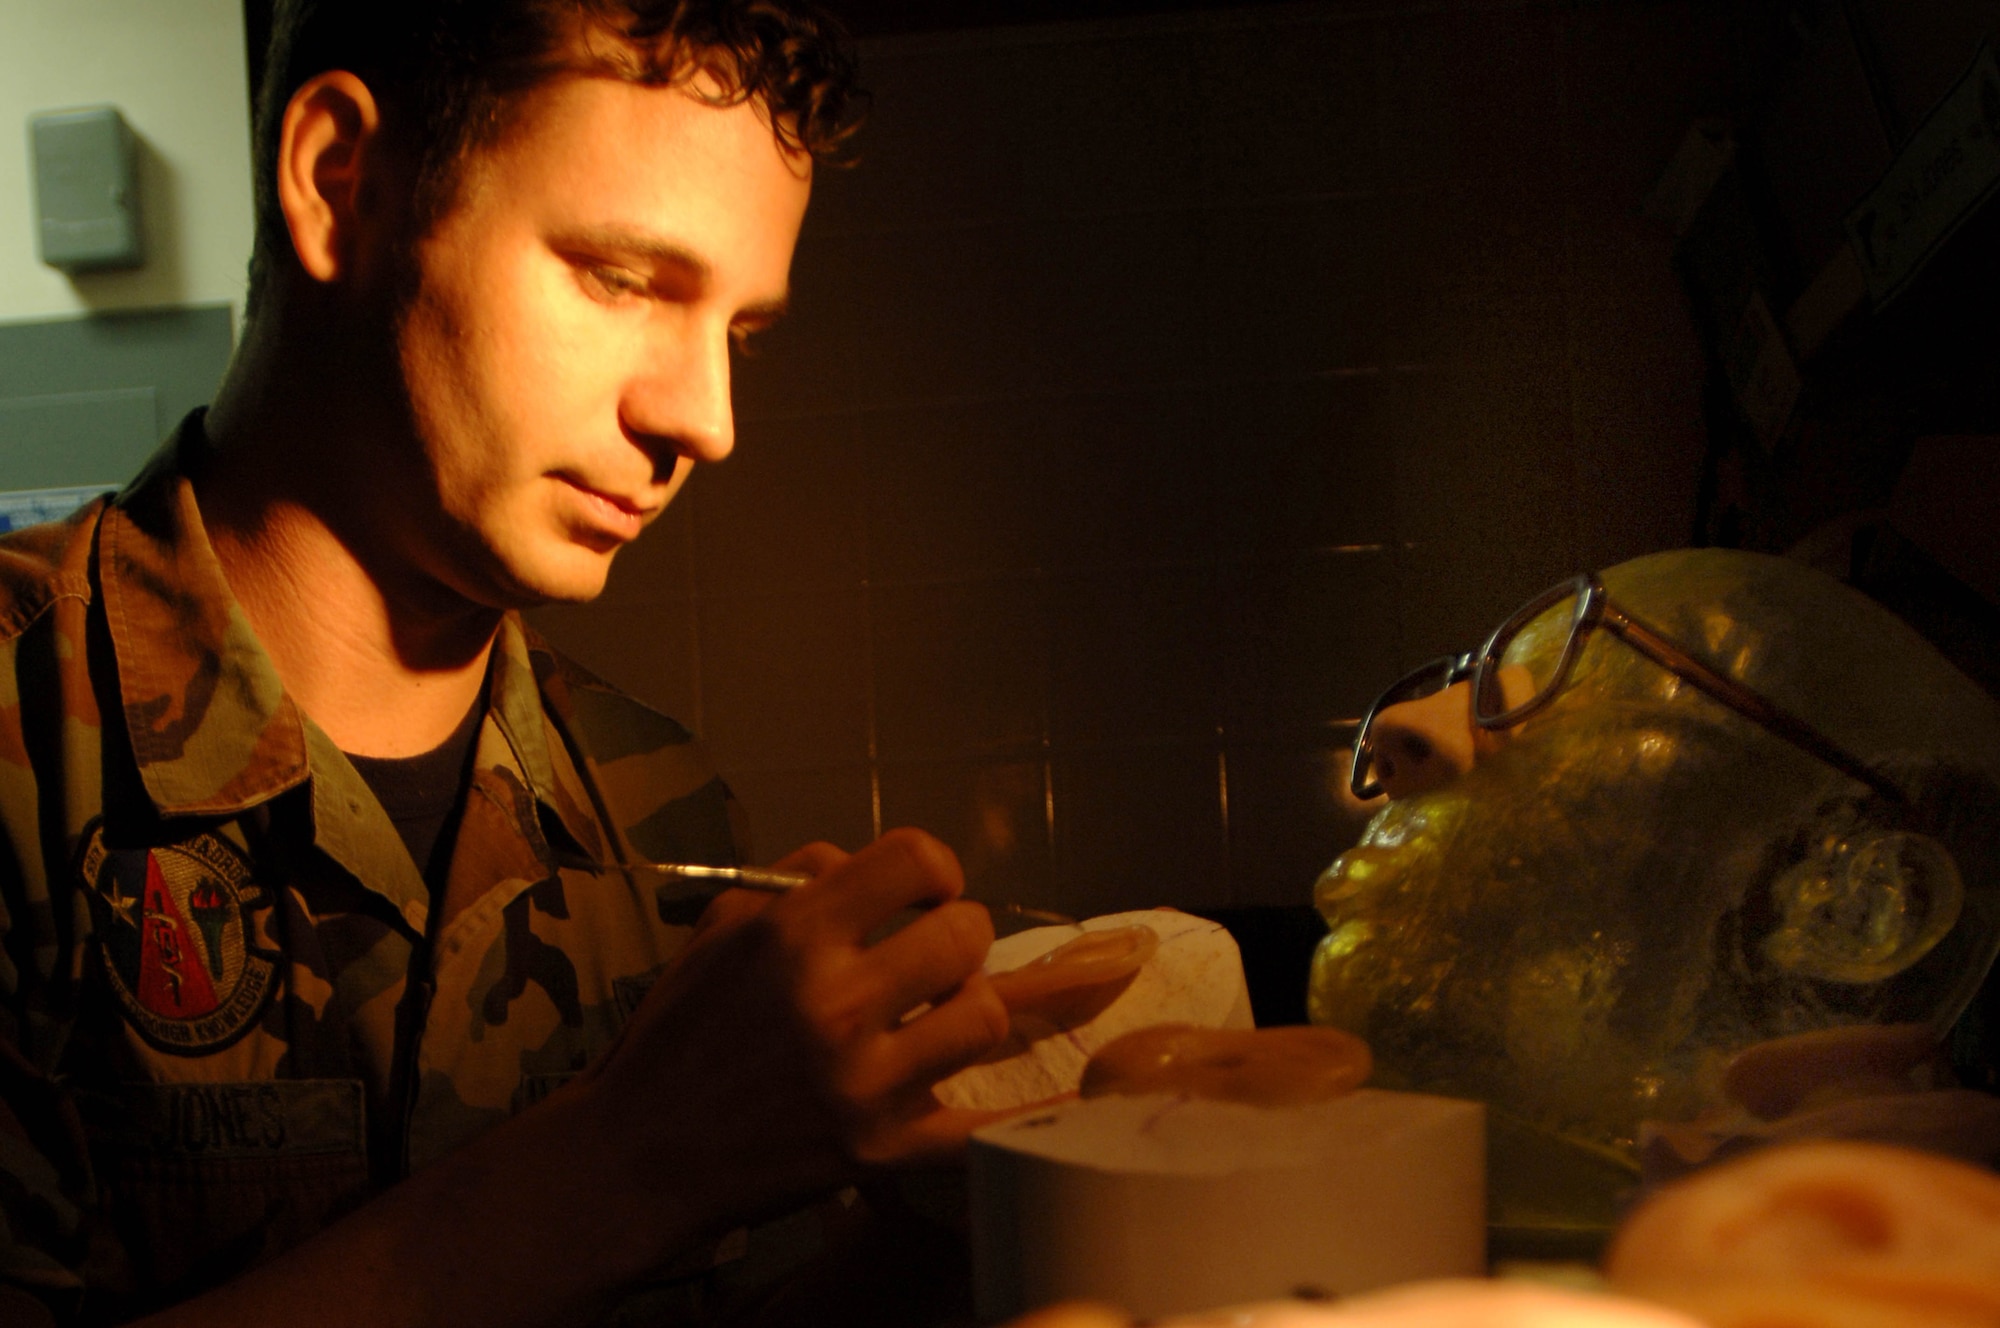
left=201, top=321, right=503, bottom=760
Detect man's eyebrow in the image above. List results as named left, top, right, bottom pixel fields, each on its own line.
left=558, top=226, right=712, bottom=277
left=556, top=226, right=789, bottom=320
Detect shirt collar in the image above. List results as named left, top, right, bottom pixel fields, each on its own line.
left=99, top=413, right=311, bottom=817
left=99, top=414, right=604, bottom=916
left=299, top=629, right=601, bottom=939
left=487, top=614, right=605, bottom=868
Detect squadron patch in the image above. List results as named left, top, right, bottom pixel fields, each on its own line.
left=78, top=823, right=278, bottom=1055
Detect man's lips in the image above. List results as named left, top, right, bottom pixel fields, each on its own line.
left=557, top=475, right=658, bottom=543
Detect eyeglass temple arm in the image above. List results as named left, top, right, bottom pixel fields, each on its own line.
left=1604, top=608, right=1908, bottom=807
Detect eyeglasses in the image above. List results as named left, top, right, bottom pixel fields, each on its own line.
left=1349, top=573, right=1907, bottom=806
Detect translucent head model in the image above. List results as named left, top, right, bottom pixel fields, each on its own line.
left=1310, top=549, right=2000, bottom=1158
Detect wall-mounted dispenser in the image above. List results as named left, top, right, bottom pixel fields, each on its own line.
left=29, top=106, right=143, bottom=273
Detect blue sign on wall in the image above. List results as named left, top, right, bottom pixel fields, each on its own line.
left=0, top=484, right=109, bottom=533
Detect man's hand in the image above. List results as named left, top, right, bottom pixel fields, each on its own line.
left=582, top=828, right=1011, bottom=1233
left=139, top=829, right=1006, bottom=1328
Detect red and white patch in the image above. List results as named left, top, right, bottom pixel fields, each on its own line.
left=78, top=823, right=277, bottom=1055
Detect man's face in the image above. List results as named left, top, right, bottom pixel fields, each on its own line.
left=382, top=74, right=811, bottom=607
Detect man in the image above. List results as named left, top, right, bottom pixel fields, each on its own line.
left=0, top=1, right=1009, bottom=1323
left=1317, top=548, right=2000, bottom=1225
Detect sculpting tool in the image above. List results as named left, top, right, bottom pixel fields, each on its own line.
left=635, top=862, right=1073, bottom=926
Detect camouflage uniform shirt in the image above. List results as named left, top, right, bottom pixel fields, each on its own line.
left=0, top=417, right=745, bottom=1321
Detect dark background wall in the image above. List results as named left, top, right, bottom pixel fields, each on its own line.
left=234, top=0, right=2000, bottom=921
left=522, top=0, right=1717, bottom=918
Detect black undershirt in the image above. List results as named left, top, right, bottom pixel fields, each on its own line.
left=345, top=691, right=486, bottom=889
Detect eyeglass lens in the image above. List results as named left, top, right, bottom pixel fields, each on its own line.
left=1473, top=577, right=1594, bottom=726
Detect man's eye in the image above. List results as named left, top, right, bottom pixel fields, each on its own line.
left=582, top=265, right=648, bottom=300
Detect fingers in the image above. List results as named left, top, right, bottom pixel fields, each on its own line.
left=860, top=1084, right=1066, bottom=1169
left=770, top=840, right=850, bottom=877
left=784, top=828, right=966, bottom=943
left=668, top=829, right=1006, bottom=1181
left=871, top=1104, right=1004, bottom=1167
left=858, top=899, right=994, bottom=1025
left=877, top=970, right=1009, bottom=1091
left=688, top=841, right=849, bottom=942
left=687, top=884, right=776, bottom=946
left=820, top=973, right=1010, bottom=1172
left=702, top=886, right=770, bottom=925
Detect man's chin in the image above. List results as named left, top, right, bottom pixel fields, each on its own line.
left=477, top=543, right=619, bottom=609
left=516, top=567, right=616, bottom=608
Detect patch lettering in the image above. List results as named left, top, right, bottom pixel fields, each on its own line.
left=79, top=823, right=279, bottom=1055
left=108, top=1079, right=365, bottom=1158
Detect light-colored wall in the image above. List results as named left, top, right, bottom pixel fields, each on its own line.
left=0, top=0, right=254, bottom=327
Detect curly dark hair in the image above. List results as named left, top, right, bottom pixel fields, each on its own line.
left=246, top=0, right=864, bottom=314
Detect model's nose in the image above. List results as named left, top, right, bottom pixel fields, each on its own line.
left=1367, top=681, right=1480, bottom=801
left=1366, top=663, right=1540, bottom=801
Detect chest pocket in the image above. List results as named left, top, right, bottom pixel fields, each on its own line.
left=505, top=970, right=662, bottom=1115
left=83, top=1079, right=369, bottom=1313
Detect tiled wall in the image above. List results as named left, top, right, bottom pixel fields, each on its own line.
left=528, top=0, right=1718, bottom=917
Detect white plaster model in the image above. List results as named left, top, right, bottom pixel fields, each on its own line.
left=935, top=909, right=1254, bottom=1112
left=970, top=1089, right=1485, bottom=1321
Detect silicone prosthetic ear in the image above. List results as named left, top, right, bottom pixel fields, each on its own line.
left=1607, top=1141, right=2000, bottom=1322
left=1761, top=827, right=1963, bottom=984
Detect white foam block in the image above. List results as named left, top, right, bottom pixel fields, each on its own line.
left=970, top=1089, right=1487, bottom=1322
left=936, top=910, right=1254, bottom=1112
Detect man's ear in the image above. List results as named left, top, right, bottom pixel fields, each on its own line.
left=275, top=70, right=387, bottom=284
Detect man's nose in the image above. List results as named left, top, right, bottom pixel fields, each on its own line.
left=1367, top=680, right=1480, bottom=801
left=623, top=325, right=736, bottom=468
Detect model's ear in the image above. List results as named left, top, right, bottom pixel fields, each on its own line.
left=1762, top=828, right=1963, bottom=983
left=275, top=70, right=386, bottom=284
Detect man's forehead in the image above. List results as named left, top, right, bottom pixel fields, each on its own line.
left=473, top=68, right=811, bottom=186
left=541, top=23, right=809, bottom=157
left=440, top=66, right=811, bottom=222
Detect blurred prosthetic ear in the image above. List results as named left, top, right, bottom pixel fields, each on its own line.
left=1606, top=1141, right=2000, bottom=1323
left=1761, top=825, right=1962, bottom=984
